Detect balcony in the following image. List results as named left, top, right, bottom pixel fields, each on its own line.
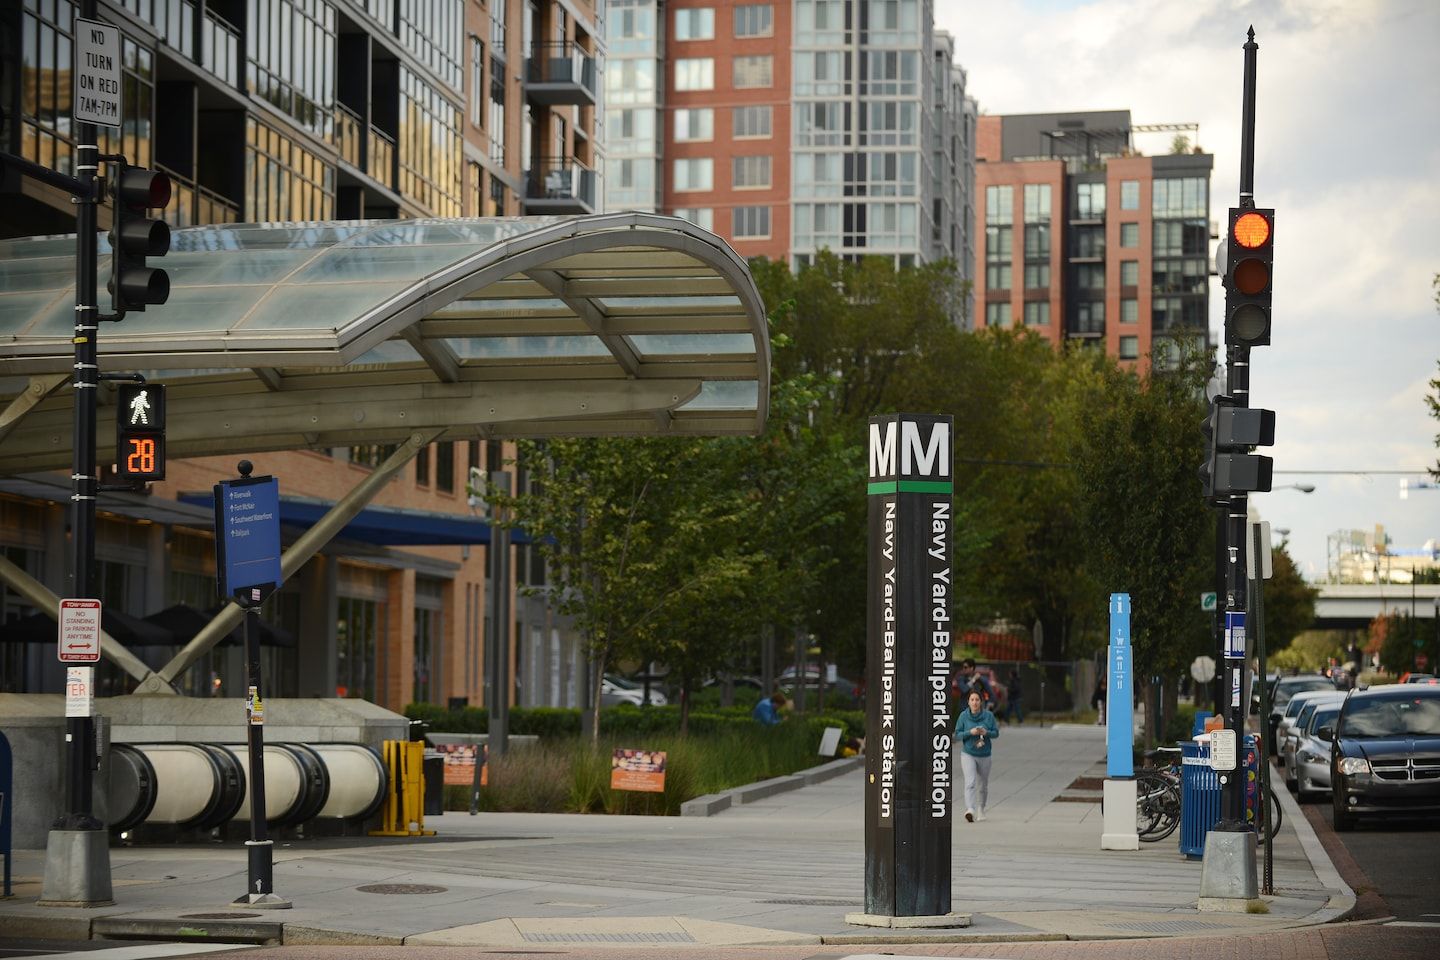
left=524, top=157, right=597, bottom=214
left=336, top=104, right=362, bottom=168
left=157, top=163, right=240, bottom=228
left=201, top=8, right=240, bottom=87
left=369, top=127, right=396, bottom=190
left=524, top=42, right=598, bottom=106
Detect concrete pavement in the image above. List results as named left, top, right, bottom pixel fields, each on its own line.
left=0, top=723, right=1353, bottom=949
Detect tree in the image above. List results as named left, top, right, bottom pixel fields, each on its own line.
left=1262, top=545, right=1319, bottom=650
left=1427, top=273, right=1440, bottom=479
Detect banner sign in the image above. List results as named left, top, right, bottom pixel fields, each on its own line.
left=610, top=749, right=666, bottom=793
left=864, top=414, right=953, bottom=918
left=65, top=667, right=94, bottom=718
left=437, top=742, right=488, bottom=787
left=1224, top=610, right=1247, bottom=659
left=1107, top=593, right=1134, bottom=779
left=213, top=475, right=282, bottom=604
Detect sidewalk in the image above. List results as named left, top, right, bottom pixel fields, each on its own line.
left=0, top=724, right=1352, bottom=948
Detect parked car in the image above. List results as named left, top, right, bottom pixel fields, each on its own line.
left=1291, top=702, right=1345, bottom=801
left=778, top=666, right=860, bottom=705
left=1265, top=675, right=1339, bottom=753
left=1331, top=685, right=1440, bottom=830
left=1278, top=690, right=1345, bottom=768
left=1402, top=673, right=1438, bottom=685
left=600, top=673, right=667, bottom=707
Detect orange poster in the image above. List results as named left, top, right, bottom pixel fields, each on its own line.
left=436, top=742, right=487, bottom=787
left=610, top=748, right=666, bottom=793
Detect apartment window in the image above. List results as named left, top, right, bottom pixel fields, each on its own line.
left=1023, top=183, right=1051, bottom=221
left=1152, top=220, right=1208, bottom=258
left=1120, top=222, right=1139, bottom=248
left=399, top=0, right=463, bottom=90
left=469, top=37, right=484, bottom=126
left=795, top=101, right=848, bottom=146
left=1075, top=299, right=1105, bottom=333
left=861, top=101, right=918, bottom=147
left=416, top=444, right=431, bottom=484
left=1153, top=177, right=1207, bottom=217
left=674, top=108, right=714, bottom=142
left=675, top=8, right=715, bottom=41
left=1024, top=224, right=1050, bottom=259
left=247, top=0, right=338, bottom=140
left=795, top=51, right=848, bottom=97
left=489, top=58, right=507, bottom=164
left=862, top=50, right=918, bottom=97
left=608, top=108, right=656, bottom=144
left=985, top=185, right=1013, bottom=225
left=733, top=205, right=771, bottom=238
left=1120, top=261, right=1139, bottom=287
left=672, top=207, right=715, bottom=231
left=1075, top=182, right=1106, bottom=218
left=675, top=58, right=715, bottom=91
left=1076, top=263, right=1105, bottom=290
left=1119, top=336, right=1140, bottom=360
left=1121, top=298, right=1139, bottom=323
left=606, top=58, right=658, bottom=104
left=1024, top=264, right=1050, bottom=289
left=398, top=67, right=463, bottom=216
left=732, top=55, right=773, bottom=89
left=734, top=4, right=774, bottom=37
left=733, top=105, right=772, bottom=138
left=1072, top=225, right=1105, bottom=259
left=733, top=155, right=772, bottom=189
left=985, top=225, right=1012, bottom=291
left=1024, top=302, right=1050, bottom=326
left=673, top=157, right=714, bottom=191
left=793, top=202, right=840, bottom=249
left=985, top=302, right=1008, bottom=326
left=1120, top=179, right=1140, bottom=210
left=245, top=117, right=335, bottom=221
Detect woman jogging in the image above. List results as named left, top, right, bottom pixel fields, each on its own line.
left=956, top=690, right=1000, bottom=822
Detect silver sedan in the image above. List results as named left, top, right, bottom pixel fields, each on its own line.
left=1292, top=703, right=1345, bottom=801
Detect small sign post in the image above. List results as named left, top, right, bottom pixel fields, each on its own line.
left=212, top=461, right=289, bottom=910
left=73, top=19, right=123, bottom=128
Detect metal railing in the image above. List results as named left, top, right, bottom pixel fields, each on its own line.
left=201, top=8, right=240, bottom=87
left=525, top=157, right=596, bottom=208
left=525, top=41, right=597, bottom=93
left=368, top=127, right=396, bottom=188
left=336, top=104, right=362, bottom=168
left=156, top=163, right=239, bottom=228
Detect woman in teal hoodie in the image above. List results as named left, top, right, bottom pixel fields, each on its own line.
left=956, top=690, right=1000, bottom=822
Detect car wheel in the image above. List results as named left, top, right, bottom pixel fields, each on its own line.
left=1332, top=789, right=1356, bottom=831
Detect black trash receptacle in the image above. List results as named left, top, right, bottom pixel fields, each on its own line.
left=422, top=750, right=445, bottom=817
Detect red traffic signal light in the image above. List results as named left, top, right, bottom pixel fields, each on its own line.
left=109, top=164, right=173, bottom=313
left=1224, top=207, right=1274, bottom=346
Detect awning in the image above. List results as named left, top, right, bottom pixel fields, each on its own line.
left=176, top=492, right=515, bottom=546
left=0, top=214, right=771, bottom=475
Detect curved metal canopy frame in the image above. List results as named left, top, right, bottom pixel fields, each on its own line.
left=0, top=213, right=771, bottom=473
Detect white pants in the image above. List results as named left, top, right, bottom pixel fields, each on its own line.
left=960, top=752, right=991, bottom=813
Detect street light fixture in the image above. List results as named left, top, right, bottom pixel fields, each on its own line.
left=1272, top=483, right=1315, bottom=493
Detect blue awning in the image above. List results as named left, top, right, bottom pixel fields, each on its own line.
left=178, top=493, right=529, bottom=547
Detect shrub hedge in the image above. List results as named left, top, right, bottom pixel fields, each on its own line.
left=406, top=702, right=866, bottom=741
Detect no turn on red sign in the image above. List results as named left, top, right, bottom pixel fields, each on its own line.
left=58, top=599, right=102, bottom=663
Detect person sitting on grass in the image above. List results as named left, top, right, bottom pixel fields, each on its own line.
left=752, top=691, right=786, bottom=726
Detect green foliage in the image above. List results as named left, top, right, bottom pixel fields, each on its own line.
left=441, top=720, right=856, bottom=816
left=1163, top=702, right=1199, bottom=744
left=406, top=702, right=866, bottom=741
left=1271, top=632, right=1344, bottom=674
left=1376, top=613, right=1432, bottom=675
left=1262, top=546, right=1319, bottom=648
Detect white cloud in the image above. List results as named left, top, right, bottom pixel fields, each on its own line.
left=940, top=0, right=1440, bottom=577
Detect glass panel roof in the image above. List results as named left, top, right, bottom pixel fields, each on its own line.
left=0, top=214, right=770, bottom=454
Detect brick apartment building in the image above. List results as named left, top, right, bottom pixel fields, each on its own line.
left=973, top=110, right=1214, bottom=367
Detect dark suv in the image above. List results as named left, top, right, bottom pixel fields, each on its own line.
left=1329, top=685, right=1440, bottom=830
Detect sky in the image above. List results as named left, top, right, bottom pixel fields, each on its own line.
left=939, top=0, right=1440, bottom=581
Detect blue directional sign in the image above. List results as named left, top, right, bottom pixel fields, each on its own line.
left=1107, top=593, right=1134, bottom=779
left=213, top=476, right=282, bottom=605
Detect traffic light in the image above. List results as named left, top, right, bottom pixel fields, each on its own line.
left=108, top=163, right=172, bottom=313
left=1223, top=207, right=1274, bottom=346
left=115, top=383, right=166, bottom=482
left=1200, top=395, right=1274, bottom=500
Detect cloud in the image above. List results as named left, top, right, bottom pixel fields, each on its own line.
left=940, top=0, right=1440, bottom=576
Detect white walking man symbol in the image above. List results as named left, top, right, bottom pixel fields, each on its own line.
left=128, top=389, right=151, bottom=425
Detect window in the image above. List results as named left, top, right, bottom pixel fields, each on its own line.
left=416, top=444, right=431, bottom=484
left=733, top=105, right=772, bottom=138
left=793, top=153, right=843, bottom=198
left=793, top=202, right=840, bottom=249
left=861, top=101, right=918, bottom=146
left=436, top=442, right=455, bottom=493
left=795, top=51, right=848, bottom=96
left=1075, top=182, right=1106, bottom=218
left=1119, top=336, right=1140, bottom=360
left=470, top=37, right=484, bottom=126
left=397, top=67, right=463, bottom=216
left=733, top=205, right=770, bottom=238
left=1120, top=179, right=1140, bottom=210
left=247, top=0, right=338, bottom=140
left=733, top=155, right=772, bottom=188
left=985, top=302, right=1009, bottom=326
left=1024, top=264, right=1050, bottom=289
left=1120, top=222, right=1139, bottom=248
left=673, top=108, right=714, bottom=142
left=489, top=58, right=507, bottom=164
left=985, top=223, right=1012, bottom=290
left=734, top=4, right=774, bottom=37
left=862, top=50, right=918, bottom=96
left=1121, top=298, right=1139, bottom=323
left=796, top=101, right=848, bottom=146
left=1072, top=225, right=1105, bottom=259
left=1120, top=260, right=1139, bottom=287
left=1023, top=183, right=1051, bottom=221
left=399, top=0, right=463, bottom=90
left=246, top=117, right=335, bottom=221
left=1153, top=177, right=1207, bottom=217
left=606, top=58, right=658, bottom=104
left=732, top=55, right=773, bottom=89
left=673, top=157, right=714, bottom=191
left=985, top=185, right=1013, bottom=224
left=675, top=58, right=715, bottom=91
left=1075, top=300, right=1104, bottom=334
left=1024, top=224, right=1050, bottom=259
left=675, top=7, right=715, bottom=40
left=1024, top=302, right=1050, bottom=326
left=672, top=207, right=715, bottom=231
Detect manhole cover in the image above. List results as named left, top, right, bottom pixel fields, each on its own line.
left=181, top=912, right=262, bottom=919
left=356, top=883, right=448, bottom=895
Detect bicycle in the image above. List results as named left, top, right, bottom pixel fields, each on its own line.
left=1135, top=745, right=1282, bottom=845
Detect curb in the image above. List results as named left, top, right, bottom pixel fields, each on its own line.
left=681, top=756, right=863, bottom=816
left=92, top=916, right=284, bottom=945
left=0, top=913, right=93, bottom=941
left=1267, top=761, right=1357, bottom=924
